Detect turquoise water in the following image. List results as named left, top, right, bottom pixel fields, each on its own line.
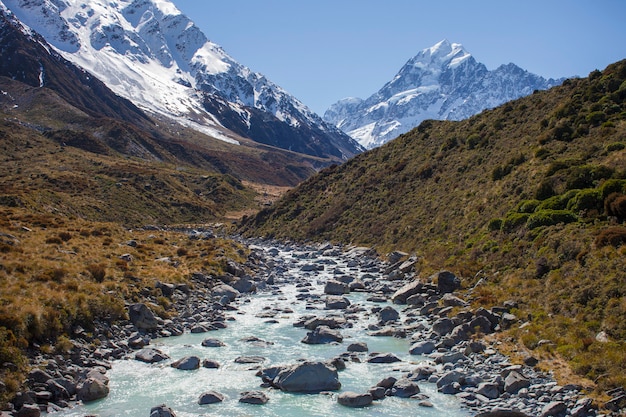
left=46, top=248, right=471, bottom=417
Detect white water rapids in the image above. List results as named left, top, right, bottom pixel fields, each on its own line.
left=46, top=244, right=470, bottom=417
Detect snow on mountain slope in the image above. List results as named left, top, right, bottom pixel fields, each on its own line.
left=0, top=0, right=362, bottom=159
left=324, top=40, right=564, bottom=149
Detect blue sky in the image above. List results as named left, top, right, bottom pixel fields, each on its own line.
left=173, top=0, right=626, bottom=116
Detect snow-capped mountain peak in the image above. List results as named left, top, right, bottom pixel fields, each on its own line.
left=1, top=0, right=362, bottom=159
left=324, top=40, right=563, bottom=149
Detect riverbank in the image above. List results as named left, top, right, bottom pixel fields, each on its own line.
left=6, top=236, right=622, bottom=416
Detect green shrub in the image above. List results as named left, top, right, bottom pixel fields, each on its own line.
left=527, top=210, right=577, bottom=229
left=586, top=111, right=607, bottom=126
left=467, top=133, right=481, bottom=149
left=517, top=199, right=541, bottom=213
left=537, top=191, right=579, bottom=211
left=487, top=218, right=503, bottom=231
left=567, top=189, right=603, bottom=212
left=606, top=142, right=626, bottom=152
left=535, top=147, right=550, bottom=159
left=565, top=165, right=615, bottom=190
left=535, top=180, right=556, bottom=200
left=600, top=179, right=626, bottom=199
left=502, top=212, right=530, bottom=232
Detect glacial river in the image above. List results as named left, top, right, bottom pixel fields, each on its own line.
left=47, top=244, right=470, bottom=417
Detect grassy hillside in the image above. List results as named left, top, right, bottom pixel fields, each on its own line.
left=0, top=207, right=248, bottom=405
left=0, top=74, right=337, bottom=225
left=241, top=60, right=626, bottom=394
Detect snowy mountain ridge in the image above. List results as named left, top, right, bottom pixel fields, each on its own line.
left=324, top=40, right=565, bottom=149
left=0, top=0, right=362, bottom=159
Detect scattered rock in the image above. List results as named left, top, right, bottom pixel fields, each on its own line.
left=201, top=338, right=225, bottom=347
left=409, top=340, right=436, bottom=355
left=390, top=378, right=421, bottom=397
left=135, top=348, right=169, bottom=363
left=346, top=342, right=368, bottom=352
left=150, top=404, right=176, bottom=417
left=337, top=391, right=373, bottom=407
left=170, top=356, right=200, bottom=370
left=212, top=284, right=240, bottom=303
left=128, top=303, right=159, bottom=330
left=504, top=371, right=530, bottom=394
left=272, top=361, right=341, bottom=393
left=16, top=404, right=40, bottom=417
left=301, top=326, right=343, bottom=344
left=378, top=306, right=400, bottom=323
left=324, top=280, right=350, bottom=295
left=77, top=377, right=109, bottom=402
left=391, top=280, right=424, bottom=304
left=433, top=270, right=461, bottom=294
left=540, top=401, right=567, bottom=417
left=367, top=353, right=401, bottom=363
left=234, top=356, right=266, bottom=364
left=202, top=359, right=220, bottom=369
left=325, top=296, right=351, bottom=310
left=239, top=391, right=268, bottom=405
left=198, top=391, right=224, bottom=405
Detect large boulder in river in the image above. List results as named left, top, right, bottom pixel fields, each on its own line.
left=273, top=361, right=341, bottom=393
left=150, top=404, right=176, bottom=417
left=337, top=391, right=373, bottom=407
left=325, top=296, right=351, bottom=310
left=128, top=303, right=159, bottom=330
left=390, top=378, right=421, bottom=397
left=198, top=391, right=224, bottom=405
left=303, top=316, right=346, bottom=330
left=171, top=356, right=200, bottom=370
left=378, top=306, right=400, bottom=323
left=135, top=348, right=169, bottom=363
left=391, top=280, right=424, bottom=304
left=239, top=391, right=269, bottom=404
left=324, top=280, right=349, bottom=295
left=433, top=270, right=461, bottom=294
left=301, top=325, right=343, bottom=344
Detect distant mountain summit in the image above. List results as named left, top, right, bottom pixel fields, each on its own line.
left=0, top=0, right=362, bottom=160
left=324, top=40, right=564, bottom=149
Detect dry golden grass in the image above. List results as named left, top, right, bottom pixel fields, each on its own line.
left=0, top=207, right=247, bottom=405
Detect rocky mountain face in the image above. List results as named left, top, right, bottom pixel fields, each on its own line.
left=0, top=0, right=362, bottom=160
left=324, top=40, right=564, bottom=149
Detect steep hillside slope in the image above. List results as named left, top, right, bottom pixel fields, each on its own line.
left=242, top=60, right=626, bottom=393
left=0, top=8, right=331, bottom=224
left=324, top=40, right=562, bottom=149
